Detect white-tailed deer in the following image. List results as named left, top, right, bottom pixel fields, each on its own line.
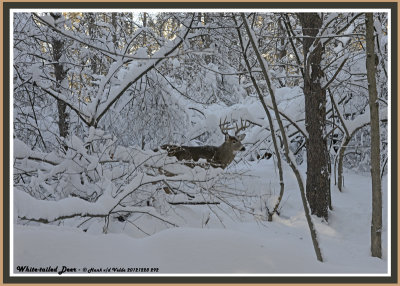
left=160, top=118, right=250, bottom=169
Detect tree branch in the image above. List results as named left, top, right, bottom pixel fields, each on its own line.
left=322, top=57, right=348, bottom=90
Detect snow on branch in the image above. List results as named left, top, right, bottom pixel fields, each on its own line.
left=91, top=14, right=195, bottom=126
left=32, top=13, right=195, bottom=128
left=14, top=124, right=231, bottom=226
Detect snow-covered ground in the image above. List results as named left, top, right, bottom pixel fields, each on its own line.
left=12, top=159, right=389, bottom=275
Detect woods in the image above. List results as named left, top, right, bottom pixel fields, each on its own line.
left=11, top=10, right=390, bottom=272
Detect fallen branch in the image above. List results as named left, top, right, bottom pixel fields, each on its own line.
left=167, top=201, right=220, bottom=205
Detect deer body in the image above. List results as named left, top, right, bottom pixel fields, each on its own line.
left=160, top=118, right=249, bottom=169
left=161, top=133, right=246, bottom=169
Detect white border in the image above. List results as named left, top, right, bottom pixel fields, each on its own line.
left=9, top=8, right=392, bottom=278
left=386, top=8, right=392, bottom=279
left=9, top=9, right=15, bottom=279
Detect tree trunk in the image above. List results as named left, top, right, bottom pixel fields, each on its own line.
left=111, top=13, right=118, bottom=46
left=298, top=13, right=330, bottom=221
left=51, top=13, right=69, bottom=140
left=337, top=137, right=351, bottom=192
left=87, top=13, right=100, bottom=75
left=365, top=12, right=382, bottom=258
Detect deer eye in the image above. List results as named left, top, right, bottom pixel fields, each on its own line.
left=232, top=140, right=237, bottom=143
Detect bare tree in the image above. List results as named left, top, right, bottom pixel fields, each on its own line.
left=241, top=13, right=323, bottom=262
left=297, top=13, right=330, bottom=221
left=233, top=15, right=285, bottom=222
left=50, top=13, right=69, bottom=140
left=365, top=12, right=382, bottom=258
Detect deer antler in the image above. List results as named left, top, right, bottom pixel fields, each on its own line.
left=234, top=119, right=251, bottom=135
left=219, top=117, right=250, bottom=136
left=219, top=117, right=235, bottom=135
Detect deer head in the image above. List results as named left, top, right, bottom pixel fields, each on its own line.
left=216, top=118, right=249, bottom=167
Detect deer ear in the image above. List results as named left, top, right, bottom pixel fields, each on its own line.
left=238, top=134, right=246, bottom=141
left=225, top=134, right=230, bottom=140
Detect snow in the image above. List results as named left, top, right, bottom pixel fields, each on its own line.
left=13, top=160, right=388, bottom=275
left=341, top=22, right=356, bottom=47
left=344, top=108, right=388, bottom=136
left=14, top=138, right=31, bottom=158
left=39, top=15, right=55, bottom=27
left=172, top=58, right=180, bottom=68
left=135, top=47, right=148, bottom=59
left=14, top=189, right=107, bottom=221
left=30, top=63, right=41, bottom=83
